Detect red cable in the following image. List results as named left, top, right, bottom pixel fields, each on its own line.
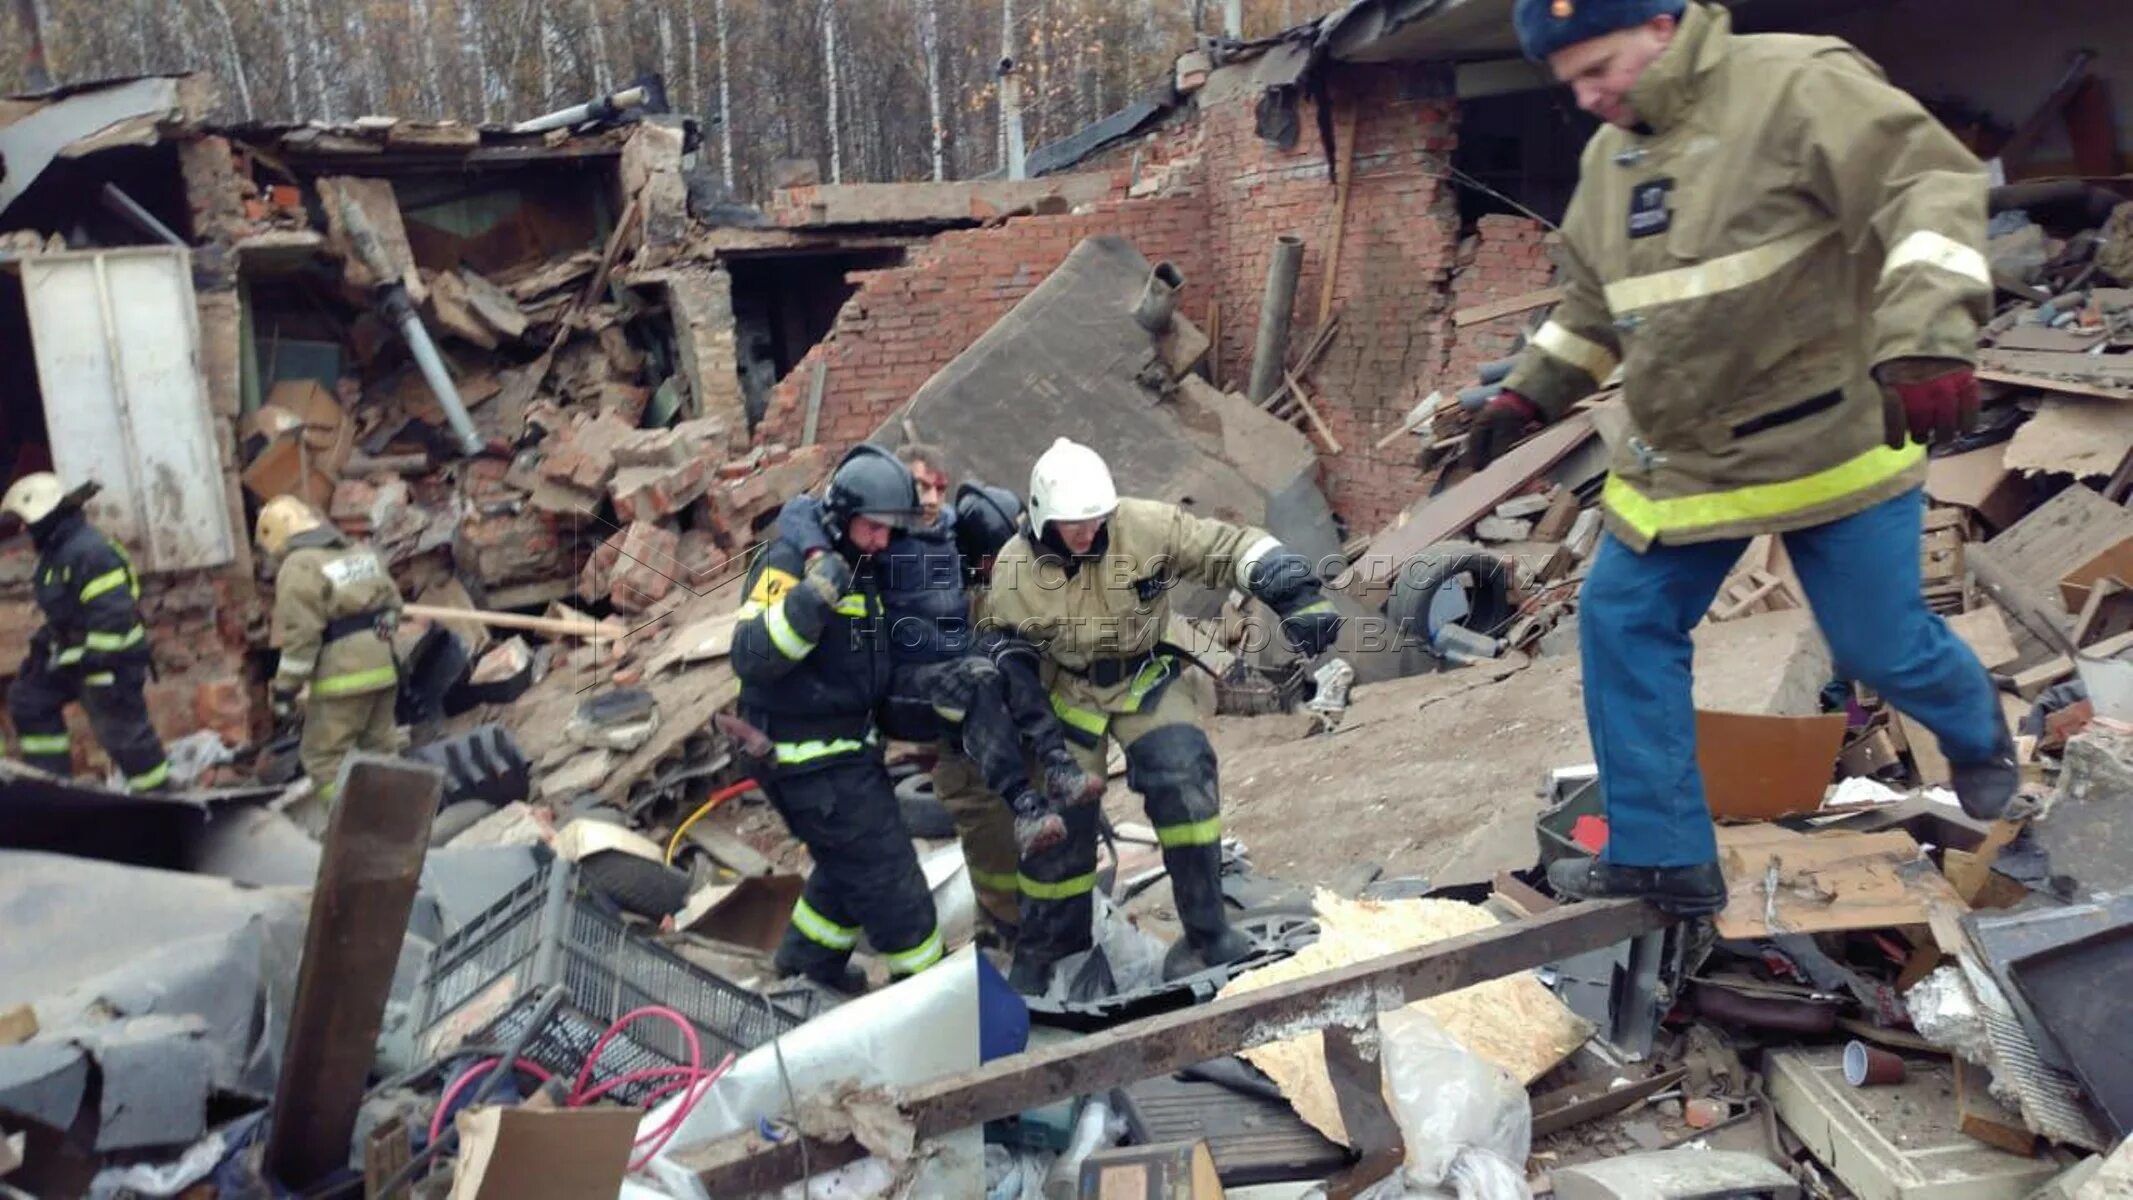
left=427, top=1057, right=556, bottom=1144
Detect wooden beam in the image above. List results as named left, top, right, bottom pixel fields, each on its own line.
left=1454, top=286, right=1563, bottom=328
left=1284, top=370, right=1344, bottom=455
left=400, top=602, right=632, bottom=641
left=265, top=757, right=441, bottom=1187
left=1316, top=104, right=1359, bottom=329
left=801, top=357, right=828, bottom=447
left=672, top=898, right=1671, bottom=1192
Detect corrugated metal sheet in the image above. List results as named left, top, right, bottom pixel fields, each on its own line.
left=21, top=248, right=236, bottom=573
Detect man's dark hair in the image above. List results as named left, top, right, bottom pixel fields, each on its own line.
left=896, top=443, right=950, bottom=479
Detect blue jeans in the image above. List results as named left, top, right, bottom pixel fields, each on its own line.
left=1578, top=488, right=2002, bottom=867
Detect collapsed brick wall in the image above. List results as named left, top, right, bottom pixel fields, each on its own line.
left=1188, top=65, right=1465, bottom=535
left=753, top=186, right=1212, bottom=461
left=1443, top=215, right=1559, bottom=394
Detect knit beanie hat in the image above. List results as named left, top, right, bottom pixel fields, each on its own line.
left=1514, top=0, right=1688, bottom=61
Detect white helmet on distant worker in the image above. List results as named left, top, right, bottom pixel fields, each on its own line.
left=1027, top=437, right=1118, bottom=535
left=1, top=472, right=68, bottom=528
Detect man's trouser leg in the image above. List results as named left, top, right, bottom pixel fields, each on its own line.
left=80, top=664, right=169, bottom=792
left=1014, top=732, right=1107, bottom=980
left=9, top=656, right=78, bottom=777
left=300, top=690, right=384, bottom=807
left=1112, top=672, right=1239, bottom=963
left=894, top=659, right=1041, bottom=814
left=767, top=753, right=945, bottom=985
left=355, top=687, right=401, bottom=756
left=1783, top=489, right=2003, bottom=764
left=1578, top=530, right=1743, bottom=868
left=932, top=744, right=1023, bottom=941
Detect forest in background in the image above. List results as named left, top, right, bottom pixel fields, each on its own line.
left=3, top=0, right=1342, bottom=199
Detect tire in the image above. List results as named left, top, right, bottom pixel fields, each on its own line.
left=1384, top=540, right=1515, bottom=678
left=429, top=799, right=499, bottom=847
left=578, top=849, right=693, bottom=919
left=896, top=772, right=956, bottom=839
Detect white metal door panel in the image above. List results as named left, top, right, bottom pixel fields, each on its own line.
left=21, top=247, right=235, bottom=573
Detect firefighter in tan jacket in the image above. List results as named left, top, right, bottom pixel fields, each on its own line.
left=256, top=496, right=402, bottom=806
left=1472, top=0, right=2011, bottom=915
left=982, top=438, right=1341, bottom=994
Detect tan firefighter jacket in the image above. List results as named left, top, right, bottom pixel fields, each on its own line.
left=272, top=529, right=402, bottom=699
left=981, top=498, right=1278, bottom=742
left=1503, top=1, right=1990, bottom=551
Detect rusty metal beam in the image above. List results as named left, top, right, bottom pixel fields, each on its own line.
left=674, top=897, right=1671, bottom=1192
left=264, top=756, right=441, bottom=1188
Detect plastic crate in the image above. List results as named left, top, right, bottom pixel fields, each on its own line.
left=412, top=856, right=812, bottom=1103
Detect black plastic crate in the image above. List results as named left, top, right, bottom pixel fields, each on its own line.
left=412, top=856, right=812, bottom=1102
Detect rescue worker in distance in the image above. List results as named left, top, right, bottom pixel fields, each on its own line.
left=982, top=437, right=1343, bottom=994
left=256, top=496, right=403, bottom=807
left=3, top=473, right=170, bottom=792
left=1469, top=0, right=2010, bottom=914
left=733, top=446, right=949, bottom=993
left=772, top=446, right=1102, bottom=954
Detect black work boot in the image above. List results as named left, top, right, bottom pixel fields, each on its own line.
left=1007, top=952, right=1057, bottom=997
left=1546, top=858, right=1727, bottom=917
left=772, top=948, right=869, bottom=996
left=1950, top=749, right=2021, bottom=821
left=1041, top=750, right=1105, bottom=809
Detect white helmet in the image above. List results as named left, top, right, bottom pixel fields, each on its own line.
left=1028, top=437, right=1118, bottom=535
left=1, top=472, right=68, bottom=527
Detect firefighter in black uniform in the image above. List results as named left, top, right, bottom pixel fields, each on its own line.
left=732, top=447, right=948, bottom=992
left=3, top=473, right=170, bottom=791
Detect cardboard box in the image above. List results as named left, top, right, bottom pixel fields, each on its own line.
left=2060, top=536, right=2133, bottom=614
left=1695, top=710, right=1848, bottom=821
left=448, top=1106, right=641, bottom=1200
left=1925, top=443, right=2033, bottom=534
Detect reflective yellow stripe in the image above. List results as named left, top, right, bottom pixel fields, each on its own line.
left=969, top=867, right=1022, bottom=894
left=1019, top=871, right=1098, bottom=900
left=834, top=593, right=870, bottom=618
left=54, top=646, right=85, bottom=665
left=1531, top=319, right=1620, bottom=379
left=1289, top=600, right=1335, bottom=617
left=1603, top=441, right=1925, bottom=541
left=84, top=672, right=116, bottom=686
left=1157, top=816, right=1222, bottom=848
left=1121, top=657, right=1174, bottom=713
left=1604, top=227, right=1830, bottom=313
left=932, top=704, right=966, bottom=722
left=19, top=733, right=70, bottom=754
left=83, top=626, right=144, bottom=652
left=127, top=761, right=170, bottom=791
left=79, top=566, right=132, bottom=603
left=790, top=896, right=859, bottom=950
left=1049, top=694, right=1108, bottom=739
left=1882, top=230, right=1990, bottom=288
left=737, top=600, right=766, bottom=618
left=317, top=776, right=340, bottom=804
left=884, top=927, right=945, bottom=975
left=763, top=599, right=815, bottom=660
left=773, top=737, right=865, bottom=765
left=311, top=664, right=398, bottom=697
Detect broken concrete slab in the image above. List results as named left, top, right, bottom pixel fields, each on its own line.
left=877, top=236, right=1320, bottom=563
left=1474, top=515, right=1533, bottom=543
left=1690, top=608, right=1834, bottom=717
left=771, top=173, right=1116, bottom=227
left=1768, top=1046, right=2062, bottom=1200
left=2037, top=726, right=2133, bottom=899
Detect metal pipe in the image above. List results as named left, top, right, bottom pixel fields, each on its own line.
left=999, top=64, right=1028, bottom=181
left=1132, top=262, right=1184, bottom=333
left=1247, top=234, right=1306, bottom=404
left=1223, top=0, right=1243, bottom=36
left=509, top=84, right=651, bottom=135
left=99, top=183, right=185, bottom=247
left=393, top=302, right=484, bottom=456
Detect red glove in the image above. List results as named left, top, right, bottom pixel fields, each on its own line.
left=1465, top=391, right=1543, bottom=470
left=1878, top=360, right=1979, bottom=449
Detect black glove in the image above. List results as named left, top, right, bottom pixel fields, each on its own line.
left=1465, top=391, right=1543, bottom=471
left=1279, top=602, right=1344, bottom=657
left=1245, top=548, right=1317, bottom=613
left=800, top=550, right=853, bottom=607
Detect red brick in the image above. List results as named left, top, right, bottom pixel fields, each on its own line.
left=611, top=455, right=715, bottom=523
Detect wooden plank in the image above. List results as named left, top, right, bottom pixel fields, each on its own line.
left=1977, top=368, right=2133, bottom=403
left=1454, top=286, right=1563, bottom=328
left=264, top=757, right=441, bottom=1187
left=1316, top=104, right=1359, bottom=329
left=401, top=602, right=625, bottom=641
left=1283, top=370, right=1343, bottom=454
left=674, top=898, right=1672, bottom=1192
left=1346, top=413, right=1597, bottom=607
left=1531, top=1068, right=1687, bottom=1138
left=2009, top=628, right=2133, bottom=698
left=801, top=357, right=828, bottom=447
left=1979, top=348, right=2133, bottom=390
left=494, top=198, right=643, bottom=424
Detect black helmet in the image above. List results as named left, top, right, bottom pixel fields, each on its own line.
left=954, top=481, right=1025, bottom=565
left=824, top=444, right=921, bottom=534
